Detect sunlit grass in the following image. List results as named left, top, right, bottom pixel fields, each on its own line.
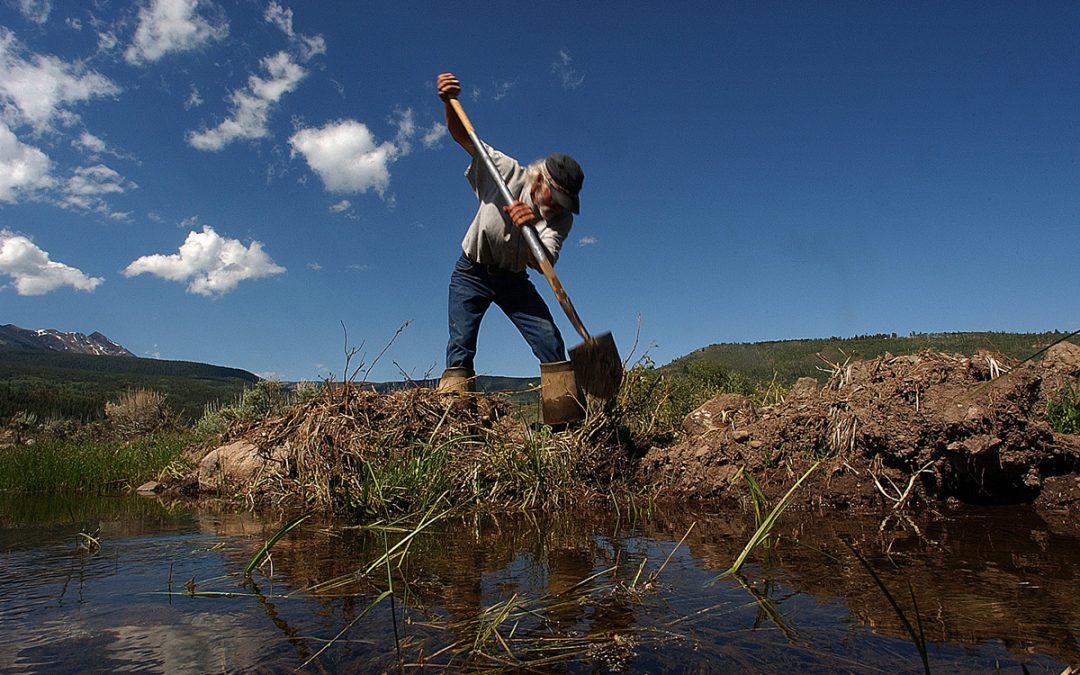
left=0, top=431, right=196, bottom=493
left=1046, top=377, right=1080, bottom=434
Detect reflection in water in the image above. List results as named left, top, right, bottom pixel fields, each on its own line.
left=0, top=493, right=1077, bottom=672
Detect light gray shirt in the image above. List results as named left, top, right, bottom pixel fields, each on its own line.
left=460, top=144, right=573, bottom=273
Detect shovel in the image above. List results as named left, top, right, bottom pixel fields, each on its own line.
left=448, top=98, right=622, bottom=399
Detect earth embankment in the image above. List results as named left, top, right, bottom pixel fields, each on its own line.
left=639, top=343, right=1080, bottom=512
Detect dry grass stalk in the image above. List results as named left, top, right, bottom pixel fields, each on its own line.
left=826, top=405, right=859, bottom=455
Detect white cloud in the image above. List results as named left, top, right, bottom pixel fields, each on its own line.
left=0, top=28, right=120, bottom=132
left=0, top=121, right=54, bottom=202
left=72, top=131, right=132, bottom=162
left=329, top=199, right=350, bottom=213
left=187, top=51, right=306, bottom=151
left=0, top=229, right=103, bottom=295
left=184, top=85, right=203, bottom=109
left=73, top=131, right=107, bottom=154
left=17, top=0, right=52, bottom=25
left=297, top=34, right=327, bottom=61
left=306, top=262, right=321, bottom=271
left=421, top=121, right=446, bottom=149
left=58, top=163, right=136, bottom=216
left=124, top=0, right=228, bottom=65
left=123, top=225, right=285, bottom=296
left=577, top=236, right=597, bottom=246
left=289, top=119, right=399, bottom=195
left=393, top=108, right=415, bottom=140
left=492, top=79, right=516, bottom=101
left=265, top=2, right=325, bottom=61
left=391, top=107, right=415, bottom=156
left=265, top=1, right=294, bottom=36
left=97, top=31, right=118, bottom=52
left=65, top=164, right=128, bottom=196
left=552, top=49, right=585, bottom=90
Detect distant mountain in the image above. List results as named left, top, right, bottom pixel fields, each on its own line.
left=0, top=324, right=134, bottom=357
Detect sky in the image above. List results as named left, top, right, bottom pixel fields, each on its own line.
left=1, top=1, right=1078, bottom=382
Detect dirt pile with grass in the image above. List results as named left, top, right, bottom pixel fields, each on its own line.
left=639, top=343, right=1080, bottom=511
left=193, top=385, right=631, bottom=514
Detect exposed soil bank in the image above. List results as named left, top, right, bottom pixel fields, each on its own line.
left=639, top=343, right=1080, bottom=512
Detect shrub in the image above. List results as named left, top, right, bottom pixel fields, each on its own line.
left=616, top=357, right=756, bottom=443
left=9, top=411, right=39, bottom=444
left=105, top=388, right=171, bottom=437
left=195, top=379, right=301, bottom=436
left=666, top=360, right=755, bottom=415
left=236, top=379, right=289, bottom=419
left=41, top=417, right=80, bottom=441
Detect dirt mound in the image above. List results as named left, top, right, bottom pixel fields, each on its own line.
left=189, top=384, right=631, bottom=512
left=199, top=386, right=511, bottom=505
left=639, top=343, right=1080, bottom=511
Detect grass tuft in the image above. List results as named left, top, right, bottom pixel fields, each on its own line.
left=0, top=431, right=195, bottom=493
left=1046, top=377, right=1080, bottom=434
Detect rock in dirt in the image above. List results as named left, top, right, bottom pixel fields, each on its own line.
left=198, top=440, right=281, bottom=492
left=1040, top=342, right=1080, bottom=400
left=136, top=480, right=161, bottom=494
left=788, top=377, right=818, bottom=400
left=682, top=393, right=751, bottom=436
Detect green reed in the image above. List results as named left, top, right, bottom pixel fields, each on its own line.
left=709, top=461, right=821, bottom=583
left=0, top=431, right=195, bottom=493
left=844, top=539, right=930, bottom=674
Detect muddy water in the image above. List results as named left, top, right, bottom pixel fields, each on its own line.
left=1, top=494, right=1077, bottom=673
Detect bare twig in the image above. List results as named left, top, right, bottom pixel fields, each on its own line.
left=340, top=320, right=366, bottom=385
left=355, top=321, right=412, bottom=384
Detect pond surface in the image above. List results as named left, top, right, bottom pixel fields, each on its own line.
left=1, top=493, right=1078, bottom=673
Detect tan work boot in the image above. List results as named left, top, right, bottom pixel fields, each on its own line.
left=540, top=360, right=585, bottom=426
left=438, top=367, right=475, bottom=394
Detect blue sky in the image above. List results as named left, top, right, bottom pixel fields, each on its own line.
left=1, top=1, right=1077, bottom=382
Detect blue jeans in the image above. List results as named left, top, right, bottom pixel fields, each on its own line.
left=447, top=253, right=566, bottom=371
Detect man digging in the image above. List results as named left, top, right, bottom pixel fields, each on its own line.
left=435, top=71, right=586, bottom=424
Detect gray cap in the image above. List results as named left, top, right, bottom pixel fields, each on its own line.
left=544, top=153, right=584, bottom=214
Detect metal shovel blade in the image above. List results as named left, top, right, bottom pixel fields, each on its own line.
left=569, top=332, right=623, bottom=400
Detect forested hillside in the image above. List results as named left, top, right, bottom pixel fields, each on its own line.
left=0, top=349, right=259, bottom=422
left=663, top=331, right=1079, bottom=385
